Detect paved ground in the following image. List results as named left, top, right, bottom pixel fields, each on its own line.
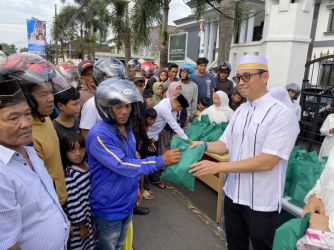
left=133, top=181, right=227, bottom=250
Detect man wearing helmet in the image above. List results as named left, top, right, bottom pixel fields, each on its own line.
left=86, top=78, right=180, bottom=250
left=80, top=58, right=126, bottom=139
left=216, top=59, right=233, bottom=98
left=178, top=64, right=198, bottom=124
left=78, top=60, right=95, bottom=108
left=286, top=83, right=302, bottom=121
left=0, top=53, right=71, bottom=206
left=140, top=61, right=156, bottom=92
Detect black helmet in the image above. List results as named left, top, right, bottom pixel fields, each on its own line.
left=95, top=78, right=143, bottom=124
left=93, top=58, right=126, bottom=85
left=0, top=52, right=70, bottom=117
left=217, top=59, right=231, bottom=74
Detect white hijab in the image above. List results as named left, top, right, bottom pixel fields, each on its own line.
left=200, top=91, right=234, bottom=123
left=269, top=87, right=294, bottom=109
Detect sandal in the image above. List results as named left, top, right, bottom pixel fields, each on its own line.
left=152, top=182, right=166, bottom=189
left=142, top=190, right=154, bottom=200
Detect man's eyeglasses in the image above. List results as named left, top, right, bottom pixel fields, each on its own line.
left=232, top=71, right=267, bottom=84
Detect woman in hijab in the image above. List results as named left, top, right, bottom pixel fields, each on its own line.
left=200, top=90, right=234, bottom=123
left=152, top=82, right=163, bottom=106
left=166, top=81, right=182, bottom=99
left=269, top=87, right=294, bottom=110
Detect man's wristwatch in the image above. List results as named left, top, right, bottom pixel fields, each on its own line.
left=204, top=141, right=208, bottom=151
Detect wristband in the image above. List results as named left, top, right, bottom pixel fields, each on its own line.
left=204, top=141, right=208, bottom=151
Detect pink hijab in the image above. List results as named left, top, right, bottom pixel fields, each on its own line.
left=166, top=81, right=181, bottom=99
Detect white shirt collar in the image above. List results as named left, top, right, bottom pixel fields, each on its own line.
left=0, top=144, right=17, bottom=165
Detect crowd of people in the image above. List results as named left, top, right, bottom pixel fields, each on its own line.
left=0, top=51, right=333, bottom=250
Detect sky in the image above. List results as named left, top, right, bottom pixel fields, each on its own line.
left=0, top=0, right=191, bottom=50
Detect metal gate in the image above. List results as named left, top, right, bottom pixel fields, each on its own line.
left=299, top=55, right=334, bottom=150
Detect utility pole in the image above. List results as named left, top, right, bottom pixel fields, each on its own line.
left=55, top=4, right=58, bottom=65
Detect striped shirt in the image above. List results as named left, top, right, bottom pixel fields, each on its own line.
left=0, top=145, right=69, bottom=249
left=65, top=165, right=96, bottom=249
left=220, top=93, right=300, bottom=212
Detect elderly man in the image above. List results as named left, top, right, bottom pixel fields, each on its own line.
left=190, top=55, right=300, bottom=250
left=0, top=77, right=69, bottom=250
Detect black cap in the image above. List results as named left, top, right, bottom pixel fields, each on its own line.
left=0, top=79, right=26, bottom=108
left=176, top=94, right=189, bottom=108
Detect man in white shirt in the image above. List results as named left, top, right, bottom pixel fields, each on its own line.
left=0, top=77, right=69, bottom=250
left=190, top=55, right=300, bottom=250
left=147, top=94, right=189, bottom=142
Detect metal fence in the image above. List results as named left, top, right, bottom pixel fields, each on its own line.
left=299, top=55, right=334, bottom=150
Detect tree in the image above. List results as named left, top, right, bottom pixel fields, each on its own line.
left=194, top=0, right=247, bottom=60
left=0, top=43, right=16, bottom=55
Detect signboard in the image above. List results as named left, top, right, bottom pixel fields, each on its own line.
left=168, top=32, right=188, bottom=62
left=27, top=19, right=46, bottom=55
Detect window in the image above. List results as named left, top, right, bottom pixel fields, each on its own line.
left=320, top=62, right=334, bottom=87
left=329, top=10, right=334, bottom=32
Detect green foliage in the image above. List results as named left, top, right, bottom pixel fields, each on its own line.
left=0, top=43, right=16, bottom=55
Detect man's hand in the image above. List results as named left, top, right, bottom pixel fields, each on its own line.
left=162, top=149, right=181, bottom=166
left=330, top=128, right=334, bottom=134
left=189, top=141, right=204, bottom=149
left=189, top=160, right=221, bottom=176
left=79, top=224, right=89, bottom=240
left=303, top=195, right=325, bottom=215
left=309, top=213, right=330, bottom=232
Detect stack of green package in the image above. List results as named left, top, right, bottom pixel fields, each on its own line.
left=284, top=146, right=326, bottom=208
left=185, top=115, right=228, bottom=142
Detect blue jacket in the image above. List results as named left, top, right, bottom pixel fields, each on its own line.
left=86, top=121, right=164, bottom=220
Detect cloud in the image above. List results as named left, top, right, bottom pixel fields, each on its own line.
left=0, top=0, right=191, bottom=49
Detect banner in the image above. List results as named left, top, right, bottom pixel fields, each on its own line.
left=168, top=32, right=188, bottom=62
left=27, top=19, right=46, bottom=55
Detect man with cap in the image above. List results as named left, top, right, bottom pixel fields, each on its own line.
left=78, top=60, right=95, bottom=108
left=190, top=55, right=300, bottom=249
left=0, top=77, right=69, bottom=250
left=147, top=94, right=190, bottom=143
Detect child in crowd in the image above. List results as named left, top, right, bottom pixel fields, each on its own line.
left=229, top=87, right=245, bottom=111
left=200, top=91, right=234, bottom=123
left=159, top=69, right=169, bottom=84
left=319, top=113, right=334, bottom=161
left=194, top=97, right=210, bottom=119
left=133, top=77, right=146, bottom=94
left=143, top=90, right=154, bottom=108
left=53, top=87, right=81, bottom=142
left=152, top=82, right=163, bottom=106
left=192, top=57, right=217, bottom=105
left=60, top=133, right=96, bottom=250
left=179, top=64, right=198, bottom=126
left=139, top=108, right=158, bottom=199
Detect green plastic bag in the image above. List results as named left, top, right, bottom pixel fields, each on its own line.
left=201, top=122, right=228, bottom=142
left=272, top=213, right=310, bottom=250
left=161, top=136, right=205, bottom=191
left=185, top=115, right=211, bottom=141
left=284, top=147, right=325, bottom=208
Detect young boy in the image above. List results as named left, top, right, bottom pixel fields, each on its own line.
left=179, top=64, right=198, bottom=125
left=163, top=63, right=179, bottom=91
left=53, top=87, right=81, bottom=142
left=229, top=87, right=245, bottom=111
left=194, top=97, right=210, bottom=119
left=139, top=108, right=158, bottom=199
left=192, top=57, right=217, bottom=105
